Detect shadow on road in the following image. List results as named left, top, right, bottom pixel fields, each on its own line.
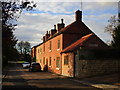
left=2, top=85, right=99, bottom=90
left=2, top=62, right=101, bottom=90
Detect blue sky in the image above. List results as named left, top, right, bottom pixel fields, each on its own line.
left=14, top=1, right=118, bottom=47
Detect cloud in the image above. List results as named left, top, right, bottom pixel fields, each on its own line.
left=15, top=12, right=74, bottom=46
left=14, top=2, right=118, bottom=47
left=33, top=0, right=119, bottom=2
left=83, top=13, right=114, bottom=42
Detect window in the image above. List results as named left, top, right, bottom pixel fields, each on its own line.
left=43, top=57, right=45, bottom=64
left=56, top=57, right=60, bottom=68
left=46, top=59, right=48, bottom=65
left=40, top=48, right=42, bottom=54
left=43, top=44, right=45, bottom=52
left=64, top=55, right=69, bottom=65
left=40, top=59, right=42, bottom=63
left=49, top=41, right=52, bottom=51
left=58, top=40, right=60, bottom=49
left=79, top=55, right=85, bottom=60
left=49, top=57, right=51, bottom=66
left=38, top=49, right=39, bottom=53
left=89, top=44, right=98, bottom=47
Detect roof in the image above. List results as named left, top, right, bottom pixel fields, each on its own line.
left=33, top=19, right=94, bottom=49
left=61, top=33, right=93, bottom=53
left=61, top=21, right=93, bottom=35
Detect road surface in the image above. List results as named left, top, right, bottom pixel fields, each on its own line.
left=2, top=63, right=101, bottom=90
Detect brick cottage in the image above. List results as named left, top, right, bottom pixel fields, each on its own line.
left=31, top=10, right=119, bottom=78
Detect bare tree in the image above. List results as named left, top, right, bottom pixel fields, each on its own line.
left=18, top=41, right=24, bottom=54
left=1, top=0, right=36, bottom=65
left=105, top=15, right=120, bottom=48
left=17, top=41, right=31, bottom=54
left=24, top=41, right=31, bottom=54
left=105, top=15, right=118, bottom=34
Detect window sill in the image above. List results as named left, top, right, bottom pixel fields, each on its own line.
left=49, top=50, right=52, bottom=52
left=56, top=68, right=60, bottom=70
left=57, top=49, right=60, bottom=51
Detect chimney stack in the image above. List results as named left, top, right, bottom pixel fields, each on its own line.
left=54, top=25, right=56, bottom=30
left=57, top=19, right=65, bottom=32
left=43, top=36, right=45, bottom=42
left=75, top=10, right=82, bottom=21
left=50, top=25, right=57, bottom=37
left=45, top=31, right=50, bottom=41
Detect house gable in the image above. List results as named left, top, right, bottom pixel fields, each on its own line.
left=61, top=33, right=108, bottom=53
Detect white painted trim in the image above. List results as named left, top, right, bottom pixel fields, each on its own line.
left=56, top=68, right=60, bottom=70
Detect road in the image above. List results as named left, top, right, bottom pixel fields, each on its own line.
left=2, top=63, right=101, bottom=90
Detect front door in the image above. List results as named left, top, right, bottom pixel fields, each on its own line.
left=46, top=59, right=48, bottom=66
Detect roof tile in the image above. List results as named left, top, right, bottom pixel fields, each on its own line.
left=61, top=33, right=93, bottom=53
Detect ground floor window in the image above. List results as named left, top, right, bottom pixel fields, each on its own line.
left=43, top=57, right=45, bottom=64
left=64, top=55, right=69, bottom=65
left=49, top=57, right=52, bottom=66
left=56, top=57, right=60, bottom=68
left=40, top=59, right=42, bottom=63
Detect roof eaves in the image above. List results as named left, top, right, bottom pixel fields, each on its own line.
left=61, top=33, right=93, bottom=53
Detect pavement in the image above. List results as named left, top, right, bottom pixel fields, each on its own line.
left=2, top=62, right=120, bottom=90
left=69, top=73, right=120, bottom=90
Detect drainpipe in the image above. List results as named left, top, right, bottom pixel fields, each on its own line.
left=73, top=51, right=76, bottom=77
left=60, top=53, right=62, bottom=75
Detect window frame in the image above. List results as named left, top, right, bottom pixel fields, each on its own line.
left=43, top=57, right=45, bottom=65
left=56, top=57, right=60, bottom=68
left=57, top=40, right=60, bottom=49
left=49, top=41, right=52, bottom=51
left=64, top=55, right=69, bottom=65
left=49, top=57, right=52, bottom=66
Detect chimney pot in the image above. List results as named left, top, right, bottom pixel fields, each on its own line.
left=61, top=19, right=64, bottom=24
left=45, top=31, right=50, bottom=41
left=46, top=31, right=48, bottom=34
left=50, top=29, right=57, bottom=37
left=43, top=36, right=45, bottom=42
left=57, top=19, right=65, bottom=32
left=54, top=25, right=56, bottom=30
left=75, top=10, right=82, bottom=21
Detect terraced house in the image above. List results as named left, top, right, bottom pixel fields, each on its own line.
left=31, top=10, right=114, bottom=77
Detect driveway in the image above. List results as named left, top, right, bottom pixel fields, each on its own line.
left=2, top=62, right=101, bottom=90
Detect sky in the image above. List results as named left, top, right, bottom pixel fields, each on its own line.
left=14, top=0, right=119, bottom=47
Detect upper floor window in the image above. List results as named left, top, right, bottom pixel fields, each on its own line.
left=40, top=48, right=42, bottom=54
left=49, top=41, right=52, bottom=51
left=43, top=44, right=45, bottom=52
left=58, top=40, right=60, bottom=49
left=38, top=48, right=39, bottom=53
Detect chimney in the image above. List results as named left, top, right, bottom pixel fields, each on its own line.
left=45, top=31, right=50, bottom=41
left=75, top=10, right=82, bottom=21
left=57, top=19, right=65, bottom=32
left=43, top=36, right=45, bottom=42
left=54, top=25, right=56, bottom=30
left=50, top=25, right=57, bottom=37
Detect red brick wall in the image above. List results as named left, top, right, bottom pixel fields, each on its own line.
left=31, top=47, right=36, bottom=59
left=62, top=53, right=74, bottom=77
left=63, top=33, right=83, bottom=49
left=36, top=34, right=63, bottom=75
left=84, top=35, right=108, bottom=49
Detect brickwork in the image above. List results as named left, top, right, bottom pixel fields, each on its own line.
left=36, top=34, right=63, bottom=74
left=31, top=10, right=111, bottom=77
left=75, top=59, right=119, bottom=78
left=62, top=53, right=74, bottom=77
